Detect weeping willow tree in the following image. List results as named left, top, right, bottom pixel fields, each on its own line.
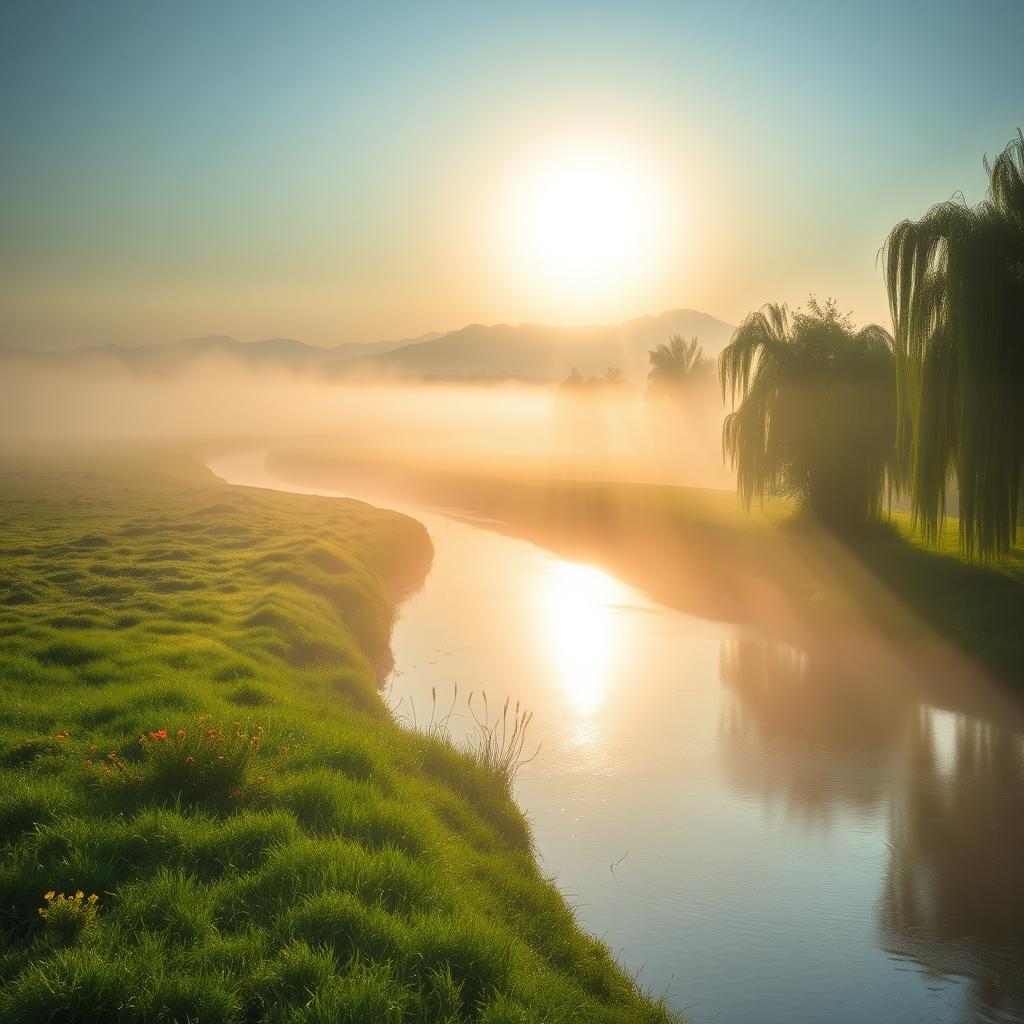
left=647, top=334, right=713, bottom=405
left=719, top=298, right=897, bottom=527
left=883, top=132, right=1024, bottom=559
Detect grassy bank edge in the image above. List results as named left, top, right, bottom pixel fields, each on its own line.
left=0, top=447, right=680, bottom=1023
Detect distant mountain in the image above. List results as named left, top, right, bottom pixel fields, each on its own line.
left=328, top=310, right=735, bottom=383
left=0, top=310, right=735, bottom=384
left=0, top=332, right=441, bottom=374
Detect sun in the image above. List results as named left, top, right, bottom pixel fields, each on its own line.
left=503, top=140, right=669, bottom=310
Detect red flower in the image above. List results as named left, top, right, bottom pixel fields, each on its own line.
left=177, top=729, right=186, bottom=739
left=150, top=729, right=168, bottom=741
left=230, top=787, right=242, bottom=799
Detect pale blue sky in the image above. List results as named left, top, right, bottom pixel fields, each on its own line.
left=2, top=1, right=1021, bottom=347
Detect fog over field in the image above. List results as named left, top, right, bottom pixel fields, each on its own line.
left=0, top=338, right=734, bottom=489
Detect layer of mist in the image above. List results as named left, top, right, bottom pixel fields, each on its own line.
left=0, top=355, right=733, bottom=489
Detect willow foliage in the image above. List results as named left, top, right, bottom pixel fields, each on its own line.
left=719, top=298, right=897, bottom=526
left=883, top=132, right=1024, bottom=558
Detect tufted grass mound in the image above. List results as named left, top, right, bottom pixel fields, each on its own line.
left=0, top=449, right=676, bottom=1023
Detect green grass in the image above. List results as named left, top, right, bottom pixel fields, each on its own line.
left=270, top=448, right=1024, bottom=686
left=0, top=449, right=677, bottom=1023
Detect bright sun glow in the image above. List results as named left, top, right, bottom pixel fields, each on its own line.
left=504, top=141, right=670, bottom=310
left=541, top=560, right=621, bottom=716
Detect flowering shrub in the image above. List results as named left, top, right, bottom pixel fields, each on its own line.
left=137, top=716, right=263, bottom=809
left=38, top=890, right=99, bottom=944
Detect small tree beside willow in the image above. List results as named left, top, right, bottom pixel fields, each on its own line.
left=647, top=334, right=713, bottom=406
left=719, top=298, right=897, bottom=528
left=883, top=131, right=1024, bottom=559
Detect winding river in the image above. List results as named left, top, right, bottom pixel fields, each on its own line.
left=209, top=451, right=1024, bottom=1024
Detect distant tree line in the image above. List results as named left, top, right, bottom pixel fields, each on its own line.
left=558, top=366, right=625, bottom=391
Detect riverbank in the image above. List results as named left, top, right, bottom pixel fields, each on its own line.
left=0, top=447, right=678, bottom=1023
left=268, top=448, right=1024, bottom=689
left=217, top=446, right=1024, bottom=1023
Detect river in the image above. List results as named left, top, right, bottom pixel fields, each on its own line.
left=208, top=450, right=1024, bottom=1024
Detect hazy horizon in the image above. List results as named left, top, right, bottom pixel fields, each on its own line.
left=3, top=1, right=1022, bottom=350
left=0, top=304, right=734, bottom=353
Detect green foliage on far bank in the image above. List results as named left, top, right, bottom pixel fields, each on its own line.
left=719, top=298, right=896, bottom=528
left=0, top=450, right=676, bottom=1024
left=884, top=131, right=1024, bottom=559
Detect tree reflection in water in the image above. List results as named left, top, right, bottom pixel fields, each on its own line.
left=718, top=639, right=913, bottom=822
left=881, top=711, right=1024, bottom=1023
left=720, top=639, right=1024, bottom=1022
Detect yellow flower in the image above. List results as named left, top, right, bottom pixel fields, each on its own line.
left=88, top=894, right=99, bottom=904
left=74, top=891, right=84, bottom=900
left=43, top=890, right=55, bottom=901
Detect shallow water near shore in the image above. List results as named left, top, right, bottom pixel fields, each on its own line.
left=209, top=451, right=1024, bottom=1024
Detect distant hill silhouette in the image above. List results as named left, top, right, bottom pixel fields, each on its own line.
left=0, top=310, right=735, bottom=383
left=0, top=332, right=438, bottom=374
left=329, top=309, right=735, bottom=382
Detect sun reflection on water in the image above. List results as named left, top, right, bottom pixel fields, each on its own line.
left=540, top=560, right=621, bottom=717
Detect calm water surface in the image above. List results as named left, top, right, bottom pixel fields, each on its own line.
left=209, top=452, right=1024, bottom=1024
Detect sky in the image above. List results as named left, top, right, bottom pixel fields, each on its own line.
left=1, top=0, right=1022, bottom=349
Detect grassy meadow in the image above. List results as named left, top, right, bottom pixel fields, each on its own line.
left=270, top=448, right=1024, bottom=687
left=0, top=448, right=676, bottom=1023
